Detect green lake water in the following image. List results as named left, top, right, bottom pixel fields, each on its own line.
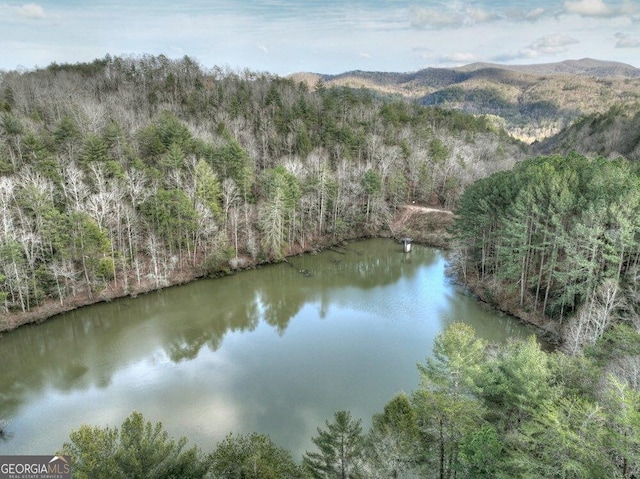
left=0, top=239, right=539, bottom=459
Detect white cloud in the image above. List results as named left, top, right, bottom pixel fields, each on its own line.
left=502, top=6, right=553, bottom=23
left=360, top=52, right=372, bottom=59
left=409, top=4, right=504, bottom=29
left=410, top=3, right=559, bottom=29
left=564, top=0, right=639, bottom=17
left=615, top=32, right=640, bottom=48
left=409, top=7, right=464, bottom=28
left=465, top=6, right=499, bottom=23
left=440, top=52, right=476, bottom=63
left=527, top=34, right=580, bottom=55
left=525, top=8, right=547, bottom=21
left=22, top=3, right=44, bottom=18
left=1, top=3, right=46, bottom=19
left=565, top=0, right=613, bottom=16
left=494, top=34, right=580, bottom=61
left=168, top=45, right=184, bottom=57
left=257, top=43, right=268, bottom=54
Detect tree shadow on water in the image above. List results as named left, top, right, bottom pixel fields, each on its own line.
left=0, top=419, right=14, bottom=442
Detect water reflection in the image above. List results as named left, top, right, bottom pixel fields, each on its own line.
left=0, top=239, right=539, bottom=457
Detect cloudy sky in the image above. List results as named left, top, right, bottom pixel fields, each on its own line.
left=1, top=0, right=639, bottom=74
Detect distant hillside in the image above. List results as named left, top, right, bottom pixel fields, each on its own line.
left=290, top=59, right=640, bottom=143
left=455, top=58, right=640, bottom=78
left=0, top=54, right=526, bottom=328
left=533, top=103, right=640, bottom=161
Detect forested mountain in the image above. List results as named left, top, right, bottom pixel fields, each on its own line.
left=0, top=54, right=522, bottom=328
left=534, top=103, right=640, bottom=161
left=292, top=58, right=640, bottom=143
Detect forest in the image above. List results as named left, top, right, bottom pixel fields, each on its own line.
left=1, top=54, right=640, bottom=477
left=0, top=54, right=521, bottom=328
left=451, top=154, right=640, bottom=352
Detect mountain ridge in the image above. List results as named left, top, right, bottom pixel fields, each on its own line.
left=289, top=59, right=640, bottom=143
left=452, top=58, right=640, bottom=78
left=289, top=58, right=640, bottom=88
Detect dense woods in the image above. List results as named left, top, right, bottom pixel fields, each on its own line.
left=0, top=54, right=521, bottom=327
left=451, top=154, right=640, bottom=352
left=60, top=323, right=640, bottom=478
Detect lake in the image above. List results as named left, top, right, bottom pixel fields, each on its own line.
left=0, top=239, right=538, bottom=459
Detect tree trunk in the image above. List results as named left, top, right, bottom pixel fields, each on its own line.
left=439, top=418, right=445, bottom=479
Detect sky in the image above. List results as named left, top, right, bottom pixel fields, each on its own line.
left=1, top=0, right=639, bottom=75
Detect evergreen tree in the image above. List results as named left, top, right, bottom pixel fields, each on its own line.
left=140, top=189, right=198, bottom=252
left=60, top=411, right=209, bottom=479
left=507, top=396, right=610, bottom=478
left=458, top=424, right=503, bottom=478
left=210, top=432, right=303, bottom=479
left=194, top=158, right=222, bottom=219
left=413, top=323, right=486, bottom=479
left=365, top=392, right=422, bottom=478
left=303, top=410, right=365, bottom=479
left=477, top=335, right=556, bottom=430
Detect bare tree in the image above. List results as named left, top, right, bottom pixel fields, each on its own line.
left=564, top=279, right=624, bottom=354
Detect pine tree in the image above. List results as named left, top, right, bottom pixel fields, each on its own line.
left=366, top=393, right=422, bottom=478
left=61, top=412, right=209, bottom=479
left=303, top=411, right=365, bottom=479
left=413, top=323, right=486, bottom=479
left=210, top=433, right=303, bottom=479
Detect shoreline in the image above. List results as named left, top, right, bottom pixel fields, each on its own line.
left=456, top=275, right=563, bottom=346
left=1, top=232, right=404, bottom=334
left=0, top=238, right=351, bottom=333
left=0, top=205, right=562, bottom=345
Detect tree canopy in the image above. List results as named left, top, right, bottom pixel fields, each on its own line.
left=59, top=323, right=640, bottom=478
left=0, top=54, right=521, bottom=322
left=452, top=154, right=640, bottom=350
